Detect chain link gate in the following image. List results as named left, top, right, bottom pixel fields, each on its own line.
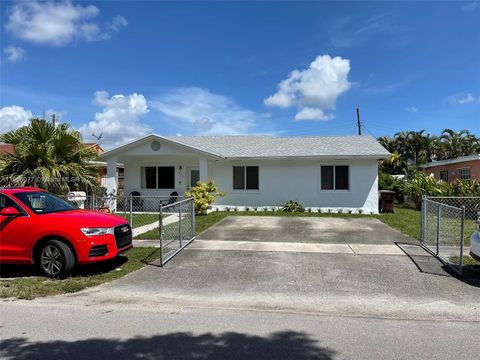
left=158, top=197, right=195, bottom=266
left=421, top=197, right=466, bottom=275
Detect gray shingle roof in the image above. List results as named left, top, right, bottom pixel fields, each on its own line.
left=165, top=135, right=390, bottom=158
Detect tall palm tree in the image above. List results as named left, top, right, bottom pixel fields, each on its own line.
left=0, top=118, right=100, bottom=194
left=439, top=129, right=477, bottom=159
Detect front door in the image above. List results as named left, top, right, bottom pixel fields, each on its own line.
left=187, top=167, right=200, bottom=190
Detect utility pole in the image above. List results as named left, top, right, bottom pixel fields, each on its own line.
left=51, top=113, right=56, bottom=127
left=356, top=107, right=362, bottom=135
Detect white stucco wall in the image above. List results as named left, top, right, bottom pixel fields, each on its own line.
left=106, top=138, right=380, bottom=213
left=210, top=159, right=379, bottom=213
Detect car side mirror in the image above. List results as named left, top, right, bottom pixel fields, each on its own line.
left=0, top=207, right=20, bottom=217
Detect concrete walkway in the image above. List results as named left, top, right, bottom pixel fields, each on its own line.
left=132, top=213, right=179, bottom=238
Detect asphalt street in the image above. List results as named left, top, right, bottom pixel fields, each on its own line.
left=1, top=300, right=479, bottom=360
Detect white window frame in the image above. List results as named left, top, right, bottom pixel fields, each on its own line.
left=232, top=165, right=260, bottom=191
left=458, top=167, right=471, bottom=180
left=320, top=165, right=350, bottom=192
left=140, top=165, right=176, bottom=190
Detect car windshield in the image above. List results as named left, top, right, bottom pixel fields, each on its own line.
left=14, top=191, right=75, bottom=215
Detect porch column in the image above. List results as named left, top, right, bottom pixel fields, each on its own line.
left=106, top=156, right=118, bottom=212
left=199, top=157, right=208, bottom=182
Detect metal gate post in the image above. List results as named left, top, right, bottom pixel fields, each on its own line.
left=178, top=203, right=182, bottom=247
left=159, top=205, right=163, bottom=267
left=421, top=197, right=426, bottom=244
left=191, top=198, right=195, bottom=240
left=459, top=206, right=465, bottom=275
left=436, top=205, right=441, bottom=255
left=129, top=194, right=133, bottom=227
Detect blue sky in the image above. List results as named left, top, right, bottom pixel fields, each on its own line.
left=1, top=0, right=479, bottom=149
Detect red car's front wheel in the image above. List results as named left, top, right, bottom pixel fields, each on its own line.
left=39, top=240, right=75, bottom=279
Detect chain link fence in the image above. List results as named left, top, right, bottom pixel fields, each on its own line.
left=59, top=193, right=185, bottom=230
left=59, top=194, right=121, bottom=213
left=425, top=197, right=480, bottom=220
left=421, top=198, right=466, bottom=275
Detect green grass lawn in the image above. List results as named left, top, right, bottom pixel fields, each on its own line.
left=450, top=255, right=480, bottom=267
left=116, top=213, right=162, bottom=228
left=0, top=247, right=159, bottom=300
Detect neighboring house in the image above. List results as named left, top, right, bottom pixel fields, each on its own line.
left=421, top=154, right=480, bottom=183
left=100, top=134, right=390, bottom=213
left=0, top=144, right=15, bottom=155
left=83, top=143, right=125, bottom=194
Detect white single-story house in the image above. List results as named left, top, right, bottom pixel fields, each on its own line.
left=100, top=134, right=390, bottom=213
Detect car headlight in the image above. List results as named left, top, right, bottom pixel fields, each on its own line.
left=80, top=227, right=114, bottom=236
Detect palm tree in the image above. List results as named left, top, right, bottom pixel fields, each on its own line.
left=377, top=136, right=395, bottom=152
left=439, top=129, right=477, bottom=159
left=0, top=118, right=100, bottom=194
left=381, top=152, right=406, bottom=175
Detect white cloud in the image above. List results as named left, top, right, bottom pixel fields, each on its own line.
left=5, top=1, right=127, bottom=46
left=264, top=55, right=351, bottom=121
left=151, top=87, right=261, bottom=135
left=3, top=45, right=25, bottom=63
left=447, top=93, right=480, bottom=104
left=405, top=106, right=419, bottom=113
left=461, top=2, right=478, bottom=12
left=294, top=107, right=334, bottom=121
left=79, top=91, right=151, bottom=149
left=0, top=105, right=32, bottom=134
left=108, top=15, right=128, bottom=32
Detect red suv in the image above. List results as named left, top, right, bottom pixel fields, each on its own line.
left=0, top=187, right=132, bottom=278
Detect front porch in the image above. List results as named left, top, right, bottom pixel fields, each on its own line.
left=105, top=154, right=210, bottom=206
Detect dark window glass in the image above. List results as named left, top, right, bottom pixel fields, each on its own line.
left=190, top=169, right=200, bottom=188
left=321, top=166, right=334, bottom=190
left=158, top=166, right=175, bottom=189
left=233, top=166, right=245, bottom=189
left=0, top=195, right=21, bottom=211
left=439, top=171, right=448, bottom=182
left=459, top=168, right=470, bottom=180
left=246, top=166, right=259, bottom=190
left=335, top=166, right=349, bottom=190
left=14, top=192, right=73, bottom=214
left=144, top=167, right=157, bottom=189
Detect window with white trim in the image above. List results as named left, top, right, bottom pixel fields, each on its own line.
left=458, top=168, right=471, bottom=180
left=321, top=165, right=349, bottom=190
left=141, top=166, right=175, bottom=189
left=233, top=166, right=259, bottom=190
left=439, top=170, right=449, bottom=182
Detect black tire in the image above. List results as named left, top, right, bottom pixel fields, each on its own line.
left=38, top=240, right=75, bottom=279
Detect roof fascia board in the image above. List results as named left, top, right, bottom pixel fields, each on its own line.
left=422, top=154, right=480, bottom=168
left=222, top=154, right=390, bottom=161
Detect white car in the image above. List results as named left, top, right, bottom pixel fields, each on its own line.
left=470, top=213, right=480, bottom=262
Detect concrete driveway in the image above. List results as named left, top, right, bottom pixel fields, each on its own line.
left=73, top=215, right=480, bottom=321
left=190, top=216, right=412, bottom=255
left=197, top=216, right=411, bottom=244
